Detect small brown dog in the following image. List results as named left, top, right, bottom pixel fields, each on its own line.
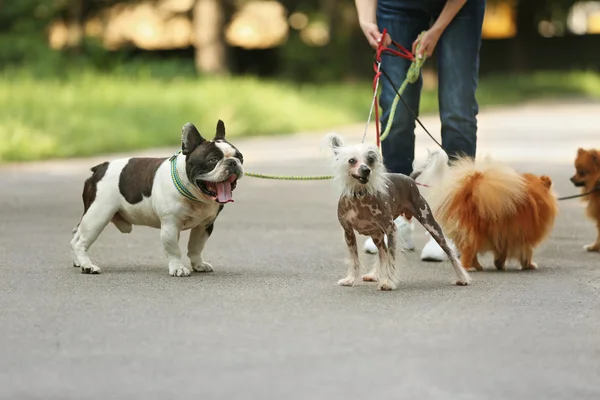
left=324, top=134, right=471, bottom=291
left=570, top=148, right=600, bottom=252
left=412, top=149, right=559, bottom=271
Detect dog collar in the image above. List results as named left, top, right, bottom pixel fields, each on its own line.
left=169, top=151, right=202, bottom=203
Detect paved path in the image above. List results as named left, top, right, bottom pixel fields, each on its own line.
left=1, top=102, right=599, bottom=399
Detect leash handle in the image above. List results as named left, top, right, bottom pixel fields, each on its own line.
left=376, top=28, right=415, bottom=63
left=372, top=29, right=429, bottom=151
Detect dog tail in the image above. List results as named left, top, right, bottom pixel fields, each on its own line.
left=411, top=148, right=449, bottom=182
left=410, top=148, right=451, bottom=202
left=432, top=157, right=528, bottom=232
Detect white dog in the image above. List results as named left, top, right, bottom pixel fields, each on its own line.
left=71, top=120, right=244, bottom=277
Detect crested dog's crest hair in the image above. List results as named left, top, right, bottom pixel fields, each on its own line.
left=415, top=148, right=558, bottom=271
left=322, top=133, right=389, bottom=198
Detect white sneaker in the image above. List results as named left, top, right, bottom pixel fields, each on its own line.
left=364, top=216, right=415, bottom=254
left=420, top=233, right=460, bottom=262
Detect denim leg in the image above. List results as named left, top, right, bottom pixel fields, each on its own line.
left=436, top=0, right=486, bottom=161
left=376, top=11, right=430, bottom=176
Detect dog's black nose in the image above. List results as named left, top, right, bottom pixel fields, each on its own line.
left=359, top=165, right=371, bottom=176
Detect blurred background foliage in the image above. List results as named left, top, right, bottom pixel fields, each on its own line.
left=2, top=0, right=600, bottom=161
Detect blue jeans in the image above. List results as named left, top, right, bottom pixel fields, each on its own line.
left=376, top=0, right=486, bottom=175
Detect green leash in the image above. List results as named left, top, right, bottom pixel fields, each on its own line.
left=244, top=172, right=334, bottom=180
left=379, top=31, right=427, bottom=142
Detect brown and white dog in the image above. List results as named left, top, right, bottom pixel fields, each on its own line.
left=324, top=133, right=471, bottom=291
left=71, top=120, right=244, bottom=276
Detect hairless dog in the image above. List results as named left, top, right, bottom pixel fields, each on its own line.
left=324, top=133, right=471, bottom=291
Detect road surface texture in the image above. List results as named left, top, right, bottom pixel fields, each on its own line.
left=1, top=102, right=599, bottom=400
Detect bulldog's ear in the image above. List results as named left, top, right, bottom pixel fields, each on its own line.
left=578, top=147, right=586, bottom=155
left=181, top=123, right=205, bottom=156
left=215, top=119, right=226, bottom=141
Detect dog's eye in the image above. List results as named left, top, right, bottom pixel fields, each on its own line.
left=366, top=156, right=375, bottom=165
left=579, top=171, right=586, bottom=176
left=209, top=157, right=219, bottom=164
left=348, top=158, right=357, bottom=165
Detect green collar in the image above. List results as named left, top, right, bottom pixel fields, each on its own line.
left=169, top=151, right=202, bottom=203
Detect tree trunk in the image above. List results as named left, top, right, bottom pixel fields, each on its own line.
left=66, top=0, right=83, bottom=53
left=319, top=0, right=340, bottom=79
left=193, top=0, right=227, bottom=74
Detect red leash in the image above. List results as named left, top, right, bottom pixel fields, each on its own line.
left=371, top=29, right=429, bottom=188
left=372, top=28, right=416, bottom=150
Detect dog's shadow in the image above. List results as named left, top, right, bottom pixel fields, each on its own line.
left=72, top=264, right=307, bottom=280
left=348, top=279, right=461, bottom=293
left=467, top=266, right=545, bottom=274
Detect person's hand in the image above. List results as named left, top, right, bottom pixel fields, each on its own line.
left=412, top=28, right=442, bottom=59
left=360, top=21, right=391, bottom=50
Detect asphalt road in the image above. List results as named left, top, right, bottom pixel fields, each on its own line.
left=1, top=102, right=599, bottom=400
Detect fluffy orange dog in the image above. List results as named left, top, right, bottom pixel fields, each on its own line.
left=411, top=149, right=559, bottom=271
left=570, top=148, right=600, bottom=252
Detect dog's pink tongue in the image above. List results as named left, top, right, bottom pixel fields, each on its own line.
left=215, top=181, right=233, bottom=203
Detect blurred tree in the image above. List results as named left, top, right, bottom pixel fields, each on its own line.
left=193, top=0, right=227, bottom=74
left=65, top=0, right=83, bottom=53
left=510, top=0, right=578, bottom=70
left=0, top=0, right=591, bottom=78
left=0, top=0, right=62, bottom=66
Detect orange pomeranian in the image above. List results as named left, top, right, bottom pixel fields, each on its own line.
left=570, top=148, right=600, bottom=252
left=411, top=149, right=559, bottom=272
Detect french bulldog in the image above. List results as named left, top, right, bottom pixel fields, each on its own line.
left=71, top=120, right=244, bottom=277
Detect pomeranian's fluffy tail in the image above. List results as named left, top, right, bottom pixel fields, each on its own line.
left=429, top=156, right=530, bottom=242
left=413, top=149, right=528, bottom=223
left=438, top=157, right=527, bottom=218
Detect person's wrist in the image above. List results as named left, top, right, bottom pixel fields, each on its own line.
left=428, top=24, right=445, bottom=37
left=359, top=19, right=376, bottom=29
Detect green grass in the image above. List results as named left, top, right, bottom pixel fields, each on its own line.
left=2, top=69, right=600, bottom=162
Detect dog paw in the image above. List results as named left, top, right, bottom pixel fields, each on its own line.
left=455, top=274, right=471, bottom=286
left=337, top=276, right=357, bottom=287
left=584, top=244, right=600, bottom=252
left=170, top=266, right=191, bottom=277
left=464, top=266, right=479, bottom=272
left=377, top=280, right=397, bottom=291
left=192, top=261, right=213, bottom=273
left=361, top=273, right=379, bottom=282
left=81, top=264, right=101, bottom=274
left=521, top=262, right=538, bottom=270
